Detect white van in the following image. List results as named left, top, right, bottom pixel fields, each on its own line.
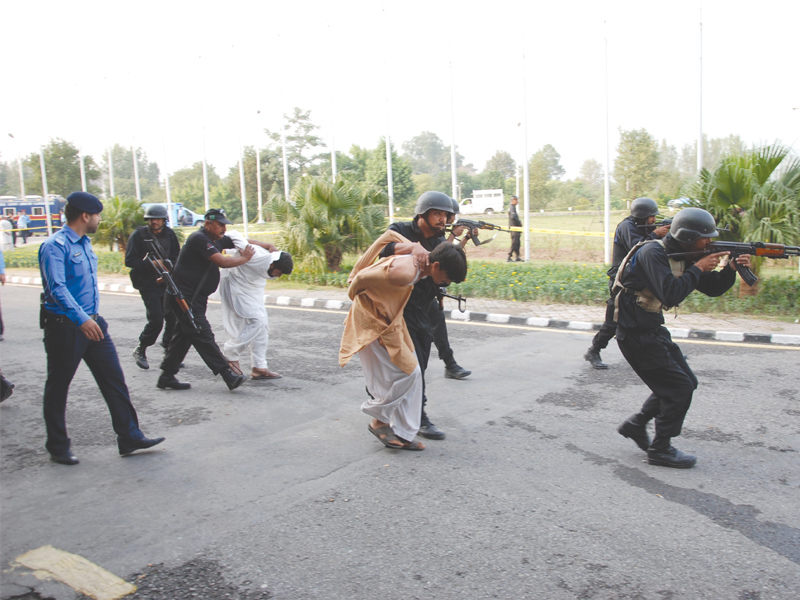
left=141, top=202, right=205, bottom=227
left=458, top=189, right=504, bottom=215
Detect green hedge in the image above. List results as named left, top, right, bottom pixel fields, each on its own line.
left=8, top=247, right=799, bottom=316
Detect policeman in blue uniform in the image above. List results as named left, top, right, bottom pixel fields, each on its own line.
left=39, top=192, right=165, bottom=466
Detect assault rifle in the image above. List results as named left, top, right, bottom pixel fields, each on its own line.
left=143, top=237, right=199, bottom=331
left=446, top=218, right=513, bottom=246
left=638, top=218, right=672, bottom=232
left=668, top=241, right=800, bottom=286
left=437, top=287, right=467, bottom=313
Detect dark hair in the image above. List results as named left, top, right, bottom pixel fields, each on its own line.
left=64, top=203, right=83, bottom=222
left=430, top=242, right=467, bottom=283
left=272, top=251, right=293, bottom=275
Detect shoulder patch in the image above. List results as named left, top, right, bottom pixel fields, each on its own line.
left=54, top=235, right=65, bottom=246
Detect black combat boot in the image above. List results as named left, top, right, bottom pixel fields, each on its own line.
left=221, top=367, right=246, bottom=391
left=418, top=409, right=445, bottom=440
left=617, top=412, right=652, bottom=452
left=584, top=347, right=608, bottom=370
left=133, top=345, right=149, bottom=370
left=647, top=435, right=696, bottom=469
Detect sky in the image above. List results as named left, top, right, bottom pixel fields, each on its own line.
left=2, top=0, right=798, bottom=185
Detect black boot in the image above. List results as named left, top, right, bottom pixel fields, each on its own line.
left=157, top=374, right=191, bottom=390
left=584, top=347, right=608, bottom=370
left=418, top=410, right=445, bottom=440
left=133, top=345, right=149, bottom=370
left=617, top=413, right=651, bottom=452
left=221, top=367, right=246, bottom=391
left=647, top=435, right=696, bottom=469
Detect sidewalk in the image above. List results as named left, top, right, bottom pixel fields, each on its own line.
left=6, top=269, right=800, bottom=346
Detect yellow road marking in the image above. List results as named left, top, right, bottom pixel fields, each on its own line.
left=15, top=546, right=136, bottom=600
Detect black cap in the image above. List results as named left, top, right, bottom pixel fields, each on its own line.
left=66, top=192, right=103, bottom=214
left=204, top=208, right=231, bottom=225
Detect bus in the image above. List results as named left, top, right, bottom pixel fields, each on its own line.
left=0, top=195, right=67, bottom=235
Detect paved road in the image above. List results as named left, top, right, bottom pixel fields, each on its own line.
left=1, top=284, right=799, bottom=599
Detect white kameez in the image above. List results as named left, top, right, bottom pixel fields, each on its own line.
left=358, top=339, right=423, bottom=442
left=219, top=230, right=281, bottom=369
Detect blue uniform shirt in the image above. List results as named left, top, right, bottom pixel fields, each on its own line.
left=39, top=224, right=100, bottom=325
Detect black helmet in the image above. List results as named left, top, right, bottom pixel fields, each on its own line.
left=415, top=191, right=454, bottom=216
left=630, top=197, right=659, bottom=218
left=670, top=207, right=719, bottom=244
left=450, top=196, right=460, bottom=215
left=143, top=204, right=168, bottom=219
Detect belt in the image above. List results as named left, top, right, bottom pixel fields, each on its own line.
left=45, top=313, right=98, bottom=324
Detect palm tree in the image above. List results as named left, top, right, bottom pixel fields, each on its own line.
left=93, top=196, right=144, bottom=252
left=684, top=144, right=800, bottom=294
left=267, top=175, right=387, bottom=272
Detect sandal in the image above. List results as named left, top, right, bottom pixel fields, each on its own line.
left=368, top=424, right=425, bottom=451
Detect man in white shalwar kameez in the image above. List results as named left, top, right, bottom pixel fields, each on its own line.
left=340, top=232, right=467, bottom=451
left=219, top=230, right=293, bottom=380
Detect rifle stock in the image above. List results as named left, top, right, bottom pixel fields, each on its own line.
left=437, top=287, right=467, bottom=312
left=668, top=241, right=800, bottom=287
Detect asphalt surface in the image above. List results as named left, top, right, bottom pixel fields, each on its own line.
left=1, top=283, right=799, bottom=600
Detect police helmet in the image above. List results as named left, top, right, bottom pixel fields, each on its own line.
left=450, top=196, right=460, bottom=215
left=415, top=191, right=455, bottom=217
left=630, top=197, right=659, bottom=219
left=143, top=204, right=169, bottom=220
left=670, top=207, right=719, bottom=244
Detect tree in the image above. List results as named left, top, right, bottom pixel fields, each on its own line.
left=98, top=145, right=161, bottom=200
left=577, top=159, right=604, bottom=206
left=655, top=140, right=683, bottom=199
left=614, top=128, right=660, bottom=201
left=365, top=138, right=416, bottom=209
left=266, top=176, right=387, bottom=272
left=401, top=131, right=465, bottom=176
left=22, top=139, right=100, bottom=197
left=685, top=144, right=800, bottom=291
left=265, top=107, right=327, bottom=188
left=170, top=161, right=221, bottom=213
left=528, top=144, right=565, bottom=210
left=484, top=150, right=516, bottom=179
left=92, top=195, right=144, bottom=252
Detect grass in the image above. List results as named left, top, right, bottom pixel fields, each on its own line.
left=6, top=222, right=799, bottom=317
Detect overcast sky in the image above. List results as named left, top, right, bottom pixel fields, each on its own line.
left=2, top=0, right=798, bottom=183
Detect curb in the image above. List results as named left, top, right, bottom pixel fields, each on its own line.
left=8, top=275, right=800, bottom=347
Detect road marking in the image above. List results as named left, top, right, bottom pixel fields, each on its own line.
left=15, top=546, right=135, bottom=600
left=11, top=282, right=797, bottom=351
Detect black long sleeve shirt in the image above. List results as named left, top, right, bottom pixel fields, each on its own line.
left=616, top=234, right=737, bottom=332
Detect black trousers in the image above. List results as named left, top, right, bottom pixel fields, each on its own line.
left=590, top=296, right=617, bottom=351
left=138, top=287, right=176, bottom=348
left=429, top=300, right=456, bottom=369
left=42, top=314, right=144, bottom=455
left=160, top=294, right=229, bottom=377
left=404, top=308, right=433, bottom=413
left=509, top=232, right=521, bottom=258
left=616, top=327, right=697, bottom=439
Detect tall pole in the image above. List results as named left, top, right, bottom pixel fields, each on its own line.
left=697, top=16, right=704, bottom=174
left=238, top=148, right=249, bottom=236
left=281, top=117, right=291, bottom=202
left=79, top=154, right=87, bottom=192
left=256, top=148, right=264, bottom=224
left=603, top=27, right=612, bottom=265
left=107, top=148, right=115, bottom=197
left=330, top=109, right=338, bottom=184
left=449, top=60, right=458, bottom=201
left=201, top=127, right=210, bottom=213
left=521, top=44, right=530, bottom=262
left=385, top=98, right=395, bottom=224
left=132, top=145, right=142, bottom=201
left=162, top=138, right=173, bottom=227
left=17, top=157, right=25, bottom=198
left=39, top=148, right=53, bottom=236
